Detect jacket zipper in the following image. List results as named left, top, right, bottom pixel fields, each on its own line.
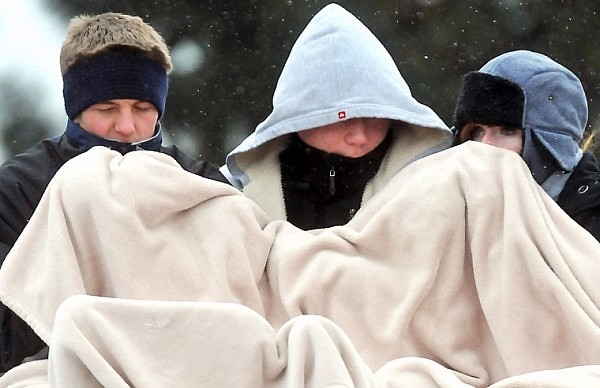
left=329, top=167, right=336, bottom=195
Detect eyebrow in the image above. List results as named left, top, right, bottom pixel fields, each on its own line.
left=93, top=101, right=118, bottom=107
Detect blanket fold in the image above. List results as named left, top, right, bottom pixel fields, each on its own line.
left=0, top=143, right=599, bottom=387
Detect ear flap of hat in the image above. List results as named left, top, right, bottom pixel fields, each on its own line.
left=528, top=129, right=582, bottom=171
left=521, top=128, right=582, bottom=199
left=453, top=72, right=525, bottom=142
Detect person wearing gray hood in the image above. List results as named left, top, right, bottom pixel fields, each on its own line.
left=453, top=49, right=600, bottom=241
left=220, top=3, right=452, bottom=230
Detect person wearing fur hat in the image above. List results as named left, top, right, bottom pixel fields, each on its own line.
left=220, top=3, right=452, bottom=230
left=453, top=49, right=600, bottom=241
left=0, top=12, right=229, bottom=372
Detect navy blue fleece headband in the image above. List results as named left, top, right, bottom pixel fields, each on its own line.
left=63, top=52, right=168, bottom=119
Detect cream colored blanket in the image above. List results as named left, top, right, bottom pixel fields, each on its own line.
left=1, top=143, right=599, bottom=387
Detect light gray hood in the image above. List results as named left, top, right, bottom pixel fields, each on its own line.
left=222, top=3, right=451, bottom=189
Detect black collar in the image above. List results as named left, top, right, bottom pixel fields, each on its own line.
left=279, top=131, right=392, bottom=196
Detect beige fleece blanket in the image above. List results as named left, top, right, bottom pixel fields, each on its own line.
left=1, top=143, right=599, bottom=387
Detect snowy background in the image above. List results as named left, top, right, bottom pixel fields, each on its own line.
left=1, top=1, right=599, bottom=164
left=0, top=0, right=66, bottom=162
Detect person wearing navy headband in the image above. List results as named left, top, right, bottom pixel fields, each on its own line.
left=0, top=12, right=229, bottom=372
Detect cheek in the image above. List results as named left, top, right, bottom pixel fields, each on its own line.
left=143, top=118, right=158, bottom=135
left=321, top=134, right=345, bottom=152
left=298, top=130, right=340, bottom=153
left=79, top=116, right=112, bottom=138
left=508, top=137, right=524, bottom=153
left=365, top=127, right=389, bottom=149
left=136, top=113, right=159, bottom=137
left=371, top=127, right=389, bottom=142
left=515, top=142, right=524, bottom=154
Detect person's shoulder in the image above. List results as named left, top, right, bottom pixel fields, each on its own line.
left=573, top=152, right=600, bottom=179
left=0, top=134, right=80, bottom=186
left=1, top=138, right=52, bottom=170
left=159, top=145, right=230, bottom=184
left=561, top=152, right=600, bottom=205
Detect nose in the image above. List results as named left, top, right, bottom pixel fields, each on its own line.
left=482, top=134, right=505, bottom=148
left=481, top=132, right=492, bottom=144
left=114, top=110, right=136, bottom=136
left=344, top=119, right=368, bottom=145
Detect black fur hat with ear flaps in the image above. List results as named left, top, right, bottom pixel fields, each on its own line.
left=452, top=71, right=525, bottom=144
left=452, top=50, right=588, bottom=200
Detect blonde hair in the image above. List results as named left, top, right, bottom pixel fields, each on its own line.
left=582, top=130, right=597, bottom=152
left=60, top=12, right=172, bottom=75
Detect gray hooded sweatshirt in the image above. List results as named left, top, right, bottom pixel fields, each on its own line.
left=221, top=3, right=451, bottom=221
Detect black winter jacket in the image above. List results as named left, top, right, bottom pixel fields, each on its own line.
left=0, top=123, right=229, bottom=372
left=557, top=152, right=600, bottom=242
left=279, top=133, right=391, bottom=230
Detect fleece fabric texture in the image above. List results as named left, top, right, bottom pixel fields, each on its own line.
left=220, top=4, right=451, bottom=221
left=1, top=142, right=599, bottom=387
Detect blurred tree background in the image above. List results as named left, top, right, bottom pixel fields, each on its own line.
left=2, top=0, right=600, bottom=164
